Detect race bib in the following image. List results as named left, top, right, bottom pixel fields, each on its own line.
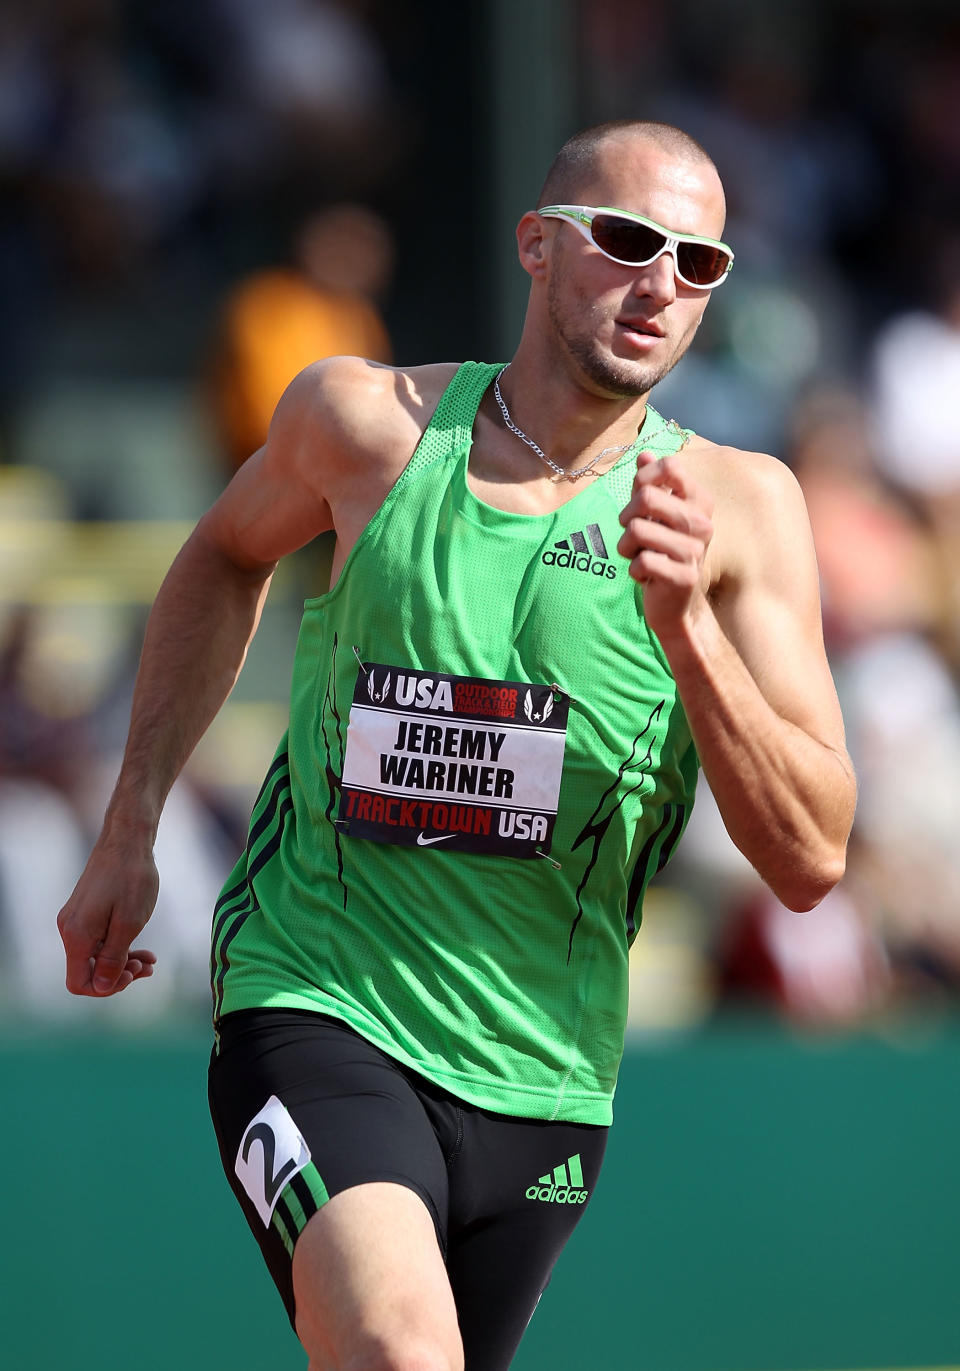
left=338, top=663, right=569, bottom=857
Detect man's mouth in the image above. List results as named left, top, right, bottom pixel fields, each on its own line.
left=617, top=319, right=665, bottom=339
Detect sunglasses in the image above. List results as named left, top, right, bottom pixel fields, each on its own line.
left=538, top=204, right=734, bottom=289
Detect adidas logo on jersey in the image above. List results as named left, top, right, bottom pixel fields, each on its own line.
left=525, top=1153, right=590, bottom=1204
left=541, top=524, right=616, bottom=579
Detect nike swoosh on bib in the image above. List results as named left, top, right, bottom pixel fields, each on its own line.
left=416, top=833, right=456, bottom=846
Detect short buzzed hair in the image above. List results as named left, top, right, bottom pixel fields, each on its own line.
left=537, top=120, right=716, bottom=208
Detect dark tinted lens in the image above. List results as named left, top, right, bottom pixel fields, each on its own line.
left=676, top=241, right=730, bottom=285
left=590, top=214, right=666, bottom=264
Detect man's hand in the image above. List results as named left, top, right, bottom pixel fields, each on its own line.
left=57, top=836, right=159, bottom=996
left=616, top=450, right=714, bottom=635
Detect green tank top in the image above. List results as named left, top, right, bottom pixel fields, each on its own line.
left=211, top=361, right=699, bottom=1125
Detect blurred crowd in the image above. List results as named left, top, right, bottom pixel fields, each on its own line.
left=1, top=0, right=960, bottom=1031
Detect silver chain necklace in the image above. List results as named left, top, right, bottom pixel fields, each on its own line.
left=493, top=366, right=635, bottom=483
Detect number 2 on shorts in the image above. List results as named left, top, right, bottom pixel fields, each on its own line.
left=235, top=1094, right=312, bottom=1227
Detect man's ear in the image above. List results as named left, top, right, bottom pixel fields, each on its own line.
left=516, top=211, right=550, bottom=280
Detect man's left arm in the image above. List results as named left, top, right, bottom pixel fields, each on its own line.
left=618, top=448, right=856, bottom=911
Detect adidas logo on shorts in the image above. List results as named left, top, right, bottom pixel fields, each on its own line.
left=525, top=1152, right=590, bottom=1204
left=541, top=524, right=617, bottom=579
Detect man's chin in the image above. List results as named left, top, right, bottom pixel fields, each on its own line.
left=576, top=350, right=673, bottom=399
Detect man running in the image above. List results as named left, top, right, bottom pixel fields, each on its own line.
left=58, top=120, right=856, bottom=1371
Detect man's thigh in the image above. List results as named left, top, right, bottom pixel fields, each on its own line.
left=292, top=1181, right=463, bottom=1371
left=443, top=1107, right=608, bottom=1371
left=207, top=1009, right=453, bottom=1325
left=208, top=1009, right=608, bottom=1370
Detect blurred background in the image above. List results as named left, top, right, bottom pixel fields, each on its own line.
left=1, top=1, right=959, bottom=1368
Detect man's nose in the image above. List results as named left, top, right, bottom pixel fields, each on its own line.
left=632, top=248, right=677, bottom=307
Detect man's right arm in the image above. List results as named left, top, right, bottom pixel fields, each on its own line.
left=57, top=358, right=393, bottom=997
left=57, top=530, right=278, bottom=996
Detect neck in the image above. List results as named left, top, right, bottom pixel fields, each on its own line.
left=492, top=355, right=651, bottom=472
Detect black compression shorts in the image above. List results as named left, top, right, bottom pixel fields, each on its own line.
left=208, top=1009, right=607, bottom=1371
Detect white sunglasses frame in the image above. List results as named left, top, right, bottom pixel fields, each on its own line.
left=537, top=204, right=734, bottom=289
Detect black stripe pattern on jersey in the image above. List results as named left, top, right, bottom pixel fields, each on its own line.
left=210, top=750, right=293, bottom=1020
left=624, top=802, right=686, bottom=942
left=320, top=633, right=348, bottom=910
left=566, top=700, right=664, bottom=962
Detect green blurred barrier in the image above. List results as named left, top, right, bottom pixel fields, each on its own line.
left=2, top=1016, right=958, bottom=1371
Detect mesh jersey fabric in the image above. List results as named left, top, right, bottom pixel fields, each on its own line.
left=211, top=361, right=699, bottom=1125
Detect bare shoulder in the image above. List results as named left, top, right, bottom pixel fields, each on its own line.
left=257, top=356, right=463, bottom=563
left=682, top=433, right=802, bottom=507
left=681, top=435, right=813, bottom=590
left=276, top=356, right=461, bottom=476
left=201, top=357, right=463, bottom=570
